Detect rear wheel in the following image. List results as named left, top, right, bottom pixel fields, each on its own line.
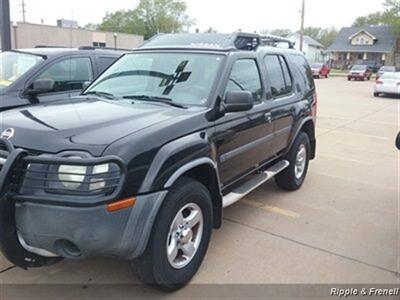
left=374, top=92, right=380, bottom=97
left=275, top=132, right=310, bottom=191
left=131, top=177, right=213, bottom=291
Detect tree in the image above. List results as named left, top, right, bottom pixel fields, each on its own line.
left=98, top=0, right=194, bottom=39
left=382, top=0, right=400, bottom=34
left=319, top=27, right=339, bottom=48
left=205, top=27, right=217, bottom=33
left=261, top=28, right=292, bottom=37
left=302, top=27, right=323, bottom=41
left=352, top=12, right=385, bottom=27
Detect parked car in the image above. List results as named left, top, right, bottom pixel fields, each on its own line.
left=347, top=65, right=373, bottom=81
left=311, top=63, right=330, bottom=78
left=396, top=133, right=400, bottom=150
left=376, top=66, right=396, bottom=81
left=0, top=47, right=126, bottom=111
left=0, top=33, right=317, bottom=291
left=374, top=72, right=400, bottom=97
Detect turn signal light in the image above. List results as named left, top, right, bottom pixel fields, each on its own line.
left=107, top=198, right=136, bottom=212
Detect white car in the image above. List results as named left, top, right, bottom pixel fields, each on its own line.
left=374, top=72, right=400, bottom=97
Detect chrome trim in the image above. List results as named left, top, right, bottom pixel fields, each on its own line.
left=164, top=158, right=217, bottom=188
left=17, top=232, right=59, bottom=258
left=223, top=160, right=289, bottom=208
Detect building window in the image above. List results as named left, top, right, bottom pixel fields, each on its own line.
left=93, top=42, right=106, bottom=48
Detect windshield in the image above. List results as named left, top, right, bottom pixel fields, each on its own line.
left=0, top=51, right=44, bottom=91
left=86, top=52, right=224, bottom=106
left=379, top=66, right=395, bottom=72
left=381, top=72, right=400, bottom=79
left=351, top=65, right=366, bottom=71
left=311, top=63, right=323, bottom=69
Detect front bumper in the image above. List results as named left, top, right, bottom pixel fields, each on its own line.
left=0, top=139, right=166, bottom=268
left=16, top=191, right=166, bottom=260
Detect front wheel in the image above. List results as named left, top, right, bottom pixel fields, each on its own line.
left=131, top=177, right=213, bottom=291
left=275, top=132, right=311, bottom=191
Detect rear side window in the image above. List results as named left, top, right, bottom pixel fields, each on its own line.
left=225, top=59, right=263, bottom=103
left=96, top=56, right=118, bottom=74
left=289, top=54, right=315, bottom=92
left=264, top=55, right=292, bottom=98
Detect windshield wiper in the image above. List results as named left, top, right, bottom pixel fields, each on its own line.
left=123, top=95, right=187, bottom=109
left=85, top=91, right=116, bottom=100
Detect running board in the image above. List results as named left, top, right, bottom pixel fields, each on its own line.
left=222, top=160, right=290, bottom=208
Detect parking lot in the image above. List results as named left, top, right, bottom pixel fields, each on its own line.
left=0, top=77, right=399, bottom=291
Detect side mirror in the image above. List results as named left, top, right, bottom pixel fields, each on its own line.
left=224, top=91, right=254, bottom=113
left=26, top=79, right=55, bottom=97
left=82, top=81, right=91, bottom=90
left=396, top=132, right=400, bottom=150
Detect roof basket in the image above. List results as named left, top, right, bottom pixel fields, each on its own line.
left=140, top=32, right=295, bottom=51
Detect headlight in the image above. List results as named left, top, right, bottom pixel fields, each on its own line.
left=58, top=164, right=87, bottom=190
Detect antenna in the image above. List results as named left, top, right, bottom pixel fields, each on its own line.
left=20, top=0, right=26, bottom=23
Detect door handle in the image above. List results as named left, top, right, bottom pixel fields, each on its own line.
left=264, top=113, right=272, bottom=123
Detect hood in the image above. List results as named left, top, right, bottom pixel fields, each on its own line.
left=0, top=97, right=195, bottom=156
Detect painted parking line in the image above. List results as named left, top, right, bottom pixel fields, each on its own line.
left=317, top=154, right=373, bottom=165
left=240, top=199, right=300, bottom=219
left=323, top=130, right=391, bottom=141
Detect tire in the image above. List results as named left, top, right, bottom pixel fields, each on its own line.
left=374, top=92, right=379, bottom=97
left=275, top=132, right=311, bottom=191
left=131, top=177, right=213, bottom=291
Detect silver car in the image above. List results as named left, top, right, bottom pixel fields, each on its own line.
left=376, top=66, right=396, bottom=80
left=374, top=72, right=400, bottom=97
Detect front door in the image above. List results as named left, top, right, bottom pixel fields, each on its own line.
left=214, top=58, right=274, bottom=187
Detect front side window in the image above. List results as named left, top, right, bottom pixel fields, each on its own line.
left=36, top=57, right=93, bottom=92
left=225, top=59, right=263, bottom=103
left=0, top=51, right=44, bottom=92
left=86, top=53, right=224, bottom=106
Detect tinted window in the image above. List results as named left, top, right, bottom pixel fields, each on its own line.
left=97, top=56, right=118, bottom=74
left=279, top=56, right=293, bottom=92
left=289, top=54, right=314, bottom=92
left=264, top=55, right=292, bottom=97
left=36, top=57, right=93, bottom=92
left=87, top=53, right=223, bottom=106
left=225, top=59, right=263, bottom=103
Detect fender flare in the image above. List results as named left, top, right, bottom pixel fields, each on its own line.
left=286, top=116, right=316, bottom=157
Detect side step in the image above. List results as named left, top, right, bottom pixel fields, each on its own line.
left=222, top=160, right=290, bottom=208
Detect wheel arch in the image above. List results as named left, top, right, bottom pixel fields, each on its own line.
left=288, top=117, right=316, bottom=160
left=165, top=160, right=223, bottom=229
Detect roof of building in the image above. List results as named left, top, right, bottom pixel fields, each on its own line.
left=327, top=26, right=396, bottom=53
left=290, top=33, right=324, bottom=48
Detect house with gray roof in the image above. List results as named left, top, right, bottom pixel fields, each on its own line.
left=327, top=26, right=400, bottom=69
left=287, top=33, right=326, bottom=63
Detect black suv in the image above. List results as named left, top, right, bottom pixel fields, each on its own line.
left=0, top=33, right=317, bottom=290
left=0, top=47, right=125, bottom=111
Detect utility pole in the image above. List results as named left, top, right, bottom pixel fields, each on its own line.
left=0, top=0, right=12, bottom=51
left=20, top=0, right=26, bottom=23
left=299, top=0, right=305, bottom=52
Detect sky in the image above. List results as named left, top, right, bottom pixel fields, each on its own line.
left=9, top=0, right=385, bottom=33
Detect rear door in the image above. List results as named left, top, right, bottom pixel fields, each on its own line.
left=263, top=54, right=297, bottom=154
left=214, top=57, right=275, bottom=186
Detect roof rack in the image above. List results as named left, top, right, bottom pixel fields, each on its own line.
left=78, top=46, right=131, bottom=51
left=140, top=32, right=295, bottom=51
left=35, top=45, right=69, bottom=48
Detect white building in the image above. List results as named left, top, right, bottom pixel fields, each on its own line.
left=288, top=33, right=326, bottom=63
